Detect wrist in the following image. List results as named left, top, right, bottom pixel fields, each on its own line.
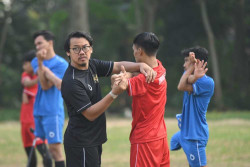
left=109, top=91, right=118, bottom=99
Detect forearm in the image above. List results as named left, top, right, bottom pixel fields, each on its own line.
left=44, top=68, right=62, bottom=90
left=37, top=61, right=53, bottom=90
left=177, top=68, right=193, bottom=92
left=113, top=61, right=141, bottom=74
left=22, top=78, right=38, bottom=87
left=81, top=92, right=115, bottom=121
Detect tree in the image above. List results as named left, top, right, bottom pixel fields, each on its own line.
left=68, top=0, right=90, bottom=33
left=198, top=0, right=223, bottom=109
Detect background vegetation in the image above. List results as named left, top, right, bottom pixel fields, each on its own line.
left=0, top=0, right=250, bottom=115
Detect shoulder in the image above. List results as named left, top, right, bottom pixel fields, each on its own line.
left=129, top=73, right=146, bottom=83
left=196, top=75, right=214, bottom=90
left=55, top=55, right=68, bottom=64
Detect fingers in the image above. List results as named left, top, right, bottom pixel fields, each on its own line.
left=189, top=52, right=197, bottom=63
left=120, top=65, right=126, bottom=74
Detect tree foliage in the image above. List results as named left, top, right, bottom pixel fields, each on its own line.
left=0, top=0, right=249, bottom=110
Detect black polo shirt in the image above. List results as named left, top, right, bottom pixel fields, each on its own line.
left=61, top=59, right=113, bottom=147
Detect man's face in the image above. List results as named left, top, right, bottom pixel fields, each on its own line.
left=67, top=37, right=93, bottom=69
left=183, top=57, right=192, bottom=71
left=34, top=35, right=51, bottom=52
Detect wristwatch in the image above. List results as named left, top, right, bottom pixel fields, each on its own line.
left=109, top=91, right=118, bottom=99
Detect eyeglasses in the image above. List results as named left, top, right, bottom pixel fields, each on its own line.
left=70, top=46, right=91, bottom=54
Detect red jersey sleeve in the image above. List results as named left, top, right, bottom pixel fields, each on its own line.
left=127, top=74, right=148, bottom=96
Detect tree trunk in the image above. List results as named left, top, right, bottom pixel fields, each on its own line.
left=198, top=0, right=223, bottom=109
left=143, top=0, right=158, bottom=32
left=69, top=0, right=90, bottom=33
left=133, top=0, right=143, bottom=33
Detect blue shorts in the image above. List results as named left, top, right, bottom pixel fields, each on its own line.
left=34, top=114, right=64, bottom=144
left=170, top=131, right=207, bottom=167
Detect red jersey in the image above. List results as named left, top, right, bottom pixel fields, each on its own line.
left=20, top=72, right=38, bottom=123
left=127, top=60, right=167, bottom=144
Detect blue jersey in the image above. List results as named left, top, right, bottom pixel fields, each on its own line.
left=31, top=55, right=68, bottom=116
left=181, top=75, right=214, bottom=141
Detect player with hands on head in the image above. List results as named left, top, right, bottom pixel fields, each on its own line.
left=170, top=46, right=214, bottom=167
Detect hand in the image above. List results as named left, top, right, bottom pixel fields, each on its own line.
left=139, top=63, right=157, bottom=83
left=111, top=66, right=128, bottom=95
left=111, top=65, right=127, bottom=87
left=189, top=52, right=197, bottom=64
left=194, top=60, right=208, bottom=79
left=36, top=49, right=47, bottom=61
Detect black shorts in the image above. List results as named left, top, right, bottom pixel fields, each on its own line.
left=64, top=145, right=102, bottom=167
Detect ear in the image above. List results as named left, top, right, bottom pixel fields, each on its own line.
left=66, top=51, right=70, bottom=57
left=49, top=40, right=53, bottom=46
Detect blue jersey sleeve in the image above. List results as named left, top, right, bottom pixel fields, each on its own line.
left=51, top=59, right=68, bottom=79
left=192, top=75, right=214, bottom=96
left=31, top=57, right=38, bottom=74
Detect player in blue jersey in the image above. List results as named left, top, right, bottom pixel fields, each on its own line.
left=31, top=30, right=68, bottom=167
left=170, top=46, right=214, bottom=167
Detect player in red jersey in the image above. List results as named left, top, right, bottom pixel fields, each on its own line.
left=112, top=32, right=169, bottom=167
left=21, top=50, right=52, bottom=167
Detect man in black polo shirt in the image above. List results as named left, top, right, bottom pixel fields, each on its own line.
left=61, top=31, right=156, bottom=167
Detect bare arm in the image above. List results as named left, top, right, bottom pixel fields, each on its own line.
left=22, top=92, right=29, bottom=104
left=35, top=49, right=54, bottom=90
left=178, top=60, right=208, bottom=92
left=177, top=66, right=194, bottom=92
left=81, top=69, right=128, bottom=121
left=43, top=66, right=62, bottom=90
left=22, top=77, right=38, bottom=87
left=37, top=62, right=54, bottom=90
left=113, top=61, right=156, bottom=83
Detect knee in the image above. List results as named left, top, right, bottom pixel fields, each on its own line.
left=49, top=143, right=64, bottom=161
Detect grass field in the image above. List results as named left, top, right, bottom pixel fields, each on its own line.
left=0, top=112, right=250, bottom=167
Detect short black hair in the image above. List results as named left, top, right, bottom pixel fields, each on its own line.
left=33, top=30, right=55, bottom=41
left=23, top=50, right=36, bottom=62
left=133, top=32, right=160, bottom=56
left=181, top=46, right=208, bottom=62
left=64, top=31, right=93, bottom=53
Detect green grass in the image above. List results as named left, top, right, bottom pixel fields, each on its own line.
left=0, top=112, right=250, bottom=166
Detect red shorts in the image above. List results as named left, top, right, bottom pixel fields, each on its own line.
left=21, top=122, right=47, bottom=147
left=130, top=137, right=170, bottom=167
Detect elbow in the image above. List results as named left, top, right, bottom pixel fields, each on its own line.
left=81, top=112, right=97, bottom=122
left=86, top=116, right=96, bottom=122
left=41, top=85, right=50, bottom=90
left=177, top=84, right=183, bottom=91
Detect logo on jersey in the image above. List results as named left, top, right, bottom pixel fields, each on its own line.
left=92, top=74, right=99, bottom=83
left=190, top=154, right=195, bottom=161
left=88, top=84, right=92, bottom=91
left=159, top=72, right=166, bottom=85
left=49, top=131, right=55, bottom=138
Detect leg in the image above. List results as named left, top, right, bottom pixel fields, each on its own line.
left=36, top=143, right=53, bottom=167
left=64, top=145, right=102, bottom=167
left=130, top=138, right=170, bottom=167
left=182, top=139, right=208, bottom=167
left=170, top=131, right=182, bottom=151
left=49, top=143, right=64, bottom=161
left=43, top=114, right=65, bottom=167
left=25, top=146, right=37, bottom=167
left=21, top=123, right=38, bottom=167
